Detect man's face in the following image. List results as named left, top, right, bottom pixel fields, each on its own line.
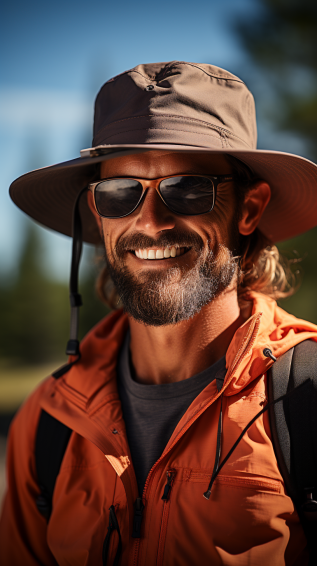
left=98, top=151, right=240, bottom=326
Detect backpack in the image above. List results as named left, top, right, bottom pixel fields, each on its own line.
left=34, top=339, right=317, bottom=561
left=268, top=339, right=317, bottom=563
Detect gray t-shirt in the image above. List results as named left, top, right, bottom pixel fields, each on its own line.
left=117, top=331, right=226, bottom=496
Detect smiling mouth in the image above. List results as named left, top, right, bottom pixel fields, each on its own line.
left=131, top=246, right=190, bottom=260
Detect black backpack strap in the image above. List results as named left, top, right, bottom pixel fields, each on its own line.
left=269, top=339, right=317, bottom=562
left=35, top=409, right=72, bottom=521
left=268, top=347, right=297, bottom=500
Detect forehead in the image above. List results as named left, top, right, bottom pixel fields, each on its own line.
left=100, top=151, right=231, bottom=179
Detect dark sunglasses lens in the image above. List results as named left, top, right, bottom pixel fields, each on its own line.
left=160, top=176, right=215, bottom=215
left=94, top=179, right=143, bottom=218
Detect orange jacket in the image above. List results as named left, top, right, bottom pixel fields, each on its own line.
left=1, top=292, right=317, bottom=566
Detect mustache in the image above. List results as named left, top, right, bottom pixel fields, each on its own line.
left=115, top=230, right=204, bottom=258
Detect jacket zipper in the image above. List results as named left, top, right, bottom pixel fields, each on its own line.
left=131, top=497, right=145, bottom=566
left=157, top=470, right=176, bottom=566
left=130, top=314, right=262, bottom=566
left=132, top=498, right=145, bottom=538
left=161, top=469, right=175, bottom=502
left=131, top=463, right=160, bottom=566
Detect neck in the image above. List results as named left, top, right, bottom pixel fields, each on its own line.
left=129, top=284, right=246, bottom=385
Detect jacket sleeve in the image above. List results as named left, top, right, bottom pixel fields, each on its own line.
left=0, top=379, right=57, bottom=566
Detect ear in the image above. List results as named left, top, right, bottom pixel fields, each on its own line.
left=87, top=190, right=103, bottom=235
left=238, top=181, right=271, bottom=236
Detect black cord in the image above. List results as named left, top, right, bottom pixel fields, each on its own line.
left=66, top=187, right=87, bottom=356
left=203, top=381, right=311, bottom=500
left=203, top=395, right=223, bottom=499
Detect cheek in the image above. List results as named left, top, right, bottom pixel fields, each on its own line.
left=214, top=189, right=236, bottom=222
left=205, top=188, right=238, bottom=245
left=195, top=215, right=233, bottom=250
left=100, top=219, right=116, bottom=256
left=101, top=218, right=132, bottom=257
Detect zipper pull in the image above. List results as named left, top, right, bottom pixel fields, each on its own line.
left=161, top=470, right=176, bottom=501
left=132, top=497, right=145, bottom=538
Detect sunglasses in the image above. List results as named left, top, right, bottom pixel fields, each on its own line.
left=89, top=174, right=233, bottom=219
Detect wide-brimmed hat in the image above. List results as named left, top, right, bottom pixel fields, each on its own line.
left=9, top=61, right=317, bottom=244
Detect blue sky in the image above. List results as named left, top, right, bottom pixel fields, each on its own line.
left=0, top=0, right=297, bottom=281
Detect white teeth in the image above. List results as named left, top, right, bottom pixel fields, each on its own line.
left=134, top=246, right=187, bottom=259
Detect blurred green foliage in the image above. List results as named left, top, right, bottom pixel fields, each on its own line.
left=235, top=0, right=317, bottom=153
left=234, top=0, right=317, bottom=324
left=276, top=233, right=317, bottom=323
left=0, top=222, right=109, bottom=366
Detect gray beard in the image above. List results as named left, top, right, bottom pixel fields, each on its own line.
left=106, top=243, right=239, bottom=327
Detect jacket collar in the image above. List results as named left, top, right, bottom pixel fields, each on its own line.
left=42, top=292, right=317, bottom=413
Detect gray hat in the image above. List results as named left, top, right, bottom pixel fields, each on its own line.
left=9, top=61, right=317, bottom=244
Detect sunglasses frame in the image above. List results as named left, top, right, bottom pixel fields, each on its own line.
left=89, top=174, right=234, bottom=219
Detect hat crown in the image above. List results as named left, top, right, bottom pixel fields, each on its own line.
left=12, top=61, right=317, bottom=247
left=93, top=61, right=257, bottom=150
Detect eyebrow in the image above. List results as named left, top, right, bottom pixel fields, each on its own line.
left=178, top=170, right=226, bottom=175
left=100, top=171, right=204, bottom=180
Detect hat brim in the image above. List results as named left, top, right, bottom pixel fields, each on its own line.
left=9, top=143, right=317, bottom=244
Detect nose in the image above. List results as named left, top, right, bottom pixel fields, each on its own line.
left=134, top=186, right=176, bottom=235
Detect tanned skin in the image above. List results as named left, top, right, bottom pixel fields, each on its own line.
left=88, top=151, right=271, bottom=385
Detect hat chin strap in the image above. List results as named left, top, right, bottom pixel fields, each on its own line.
left=66, top=187, right=87, bottom=357
left=51, top=188, right=87, bottom=380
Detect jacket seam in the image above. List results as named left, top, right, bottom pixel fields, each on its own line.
left=57, top=381, right=120, bottom=414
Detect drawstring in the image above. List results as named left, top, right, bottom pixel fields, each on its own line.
left=263, top=348, right=277, bottom=362
left=203, top=375, right=312, bottom=500
left=203, top=396, right=273, bottom=499
left=204, top=395, right=223, bottom=499
left=102, top=505, right=122, bottom=566
left=203, top=349, right=279, bottom=499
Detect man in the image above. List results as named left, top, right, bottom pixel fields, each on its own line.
left=1, top=61, right=317, bottom=565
